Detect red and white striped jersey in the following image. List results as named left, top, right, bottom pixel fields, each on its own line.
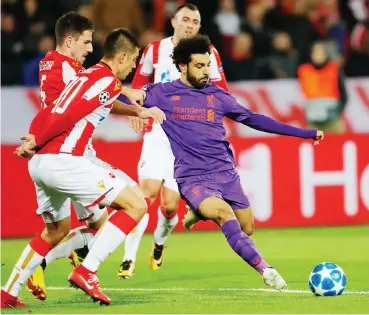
left=132, top=36, right=228, bottom=139
left=39, top=50, right=83, bottom=108
left=132, top=36, right=227, bottom=90
left=31, top=63, right=122, bottom=156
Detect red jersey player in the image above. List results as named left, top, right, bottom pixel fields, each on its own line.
left=22, top=12, right=146, bottom=303
left=118, top=3, right=229, bottom=279
left=2, top=28, right=165, bottom=308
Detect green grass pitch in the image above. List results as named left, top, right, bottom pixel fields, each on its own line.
left=1, top=226, right=369, bottom=314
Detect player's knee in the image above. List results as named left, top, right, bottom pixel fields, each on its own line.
left=139, top=181, right=160, bottom=202
left=160, top=200, right=178, bottom=215
left=124, top=197, right=148, bottom=222
left=215, top=207, right=236, bottom=226
left=135, top=204, right=147, bottom=221
left=125, top=205, right=147, bottom=222
left=241, top=222, right=254, bottom=236
left=143, top=190, right=157, bottom=204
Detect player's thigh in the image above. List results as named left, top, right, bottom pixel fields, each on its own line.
left=159, top=144, right=180, bottom=212
left=138, top=136, right=167, bottom=199
left=37, top=155, right=131, bottom=212
left=83, top=154, right=144, bottom=223
left=198, top=196, right=236, bottom=226
left=110, top=185, right=147, bottom=222
left=131, top=183, right=146, bottom=200
left=234, top=207, right=254, bottom=236
left=33, top=181, right=71, bottom=226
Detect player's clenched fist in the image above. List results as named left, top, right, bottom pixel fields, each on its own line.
left=122, top=87, right=146, bottom=106
left=314, top=130, right=324, bottom=146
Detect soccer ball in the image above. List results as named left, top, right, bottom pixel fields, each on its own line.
left=309, top=262, right=347, bottom=296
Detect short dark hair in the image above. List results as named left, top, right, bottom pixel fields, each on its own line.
left=172, top=35, right=211, bottom=71
left=55, top=12, right=94, bottom=45
left=174, top=3, right=199, bottom=16
left=103, top=28, right=140, bottom=59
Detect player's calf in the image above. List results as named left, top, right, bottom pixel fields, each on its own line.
left=41, top=217, right=71, bottom=246
left=120, top=212, right=150, bottom=278
left=2, top=234, right=55, bottom=304
left=74, top=186, right=148, bottom=301
left=198, top=197, right=277, bottom=279
left=239, top=222, right=254, bottom=236
left=151, top=200, right=179, bottom=271
left=234, top=207, right=255, bottom=236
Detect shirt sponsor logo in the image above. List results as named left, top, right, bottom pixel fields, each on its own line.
left=171, top=106, right=206, bottom=121
left=79, top=68, right=98, bottom=74
left=207, top=95, right=214, bottom=107
left=39, top=60, right=54, bottom=71
left=207, top=109, right=215, bottom=122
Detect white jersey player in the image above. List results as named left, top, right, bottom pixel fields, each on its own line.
left=119, top=3, right=228, bottom=279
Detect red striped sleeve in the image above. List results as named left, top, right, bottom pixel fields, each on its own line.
left=210, top=45, right=228, bottom=91
left=132, top=41, right=160, bottom=89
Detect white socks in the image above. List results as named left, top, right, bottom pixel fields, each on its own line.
left=123, top=213, right=149, bottom=262
left=45, top=226, right=93, bottom=265
left=153, top=207, right=178, bottom=246
left=3, top=236, right=53, bottom=297
left=82, top=211, right=137, bottom=272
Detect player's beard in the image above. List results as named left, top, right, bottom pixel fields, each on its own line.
left=187, top=70, right=209, bottom=89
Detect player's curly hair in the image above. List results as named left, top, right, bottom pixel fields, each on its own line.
left=172, top=35, right=212, bottom=72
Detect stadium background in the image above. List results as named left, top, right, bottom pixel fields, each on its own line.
left=2, top=0, right=369, bottom=237
left=1, top=1, right=369, bottom=313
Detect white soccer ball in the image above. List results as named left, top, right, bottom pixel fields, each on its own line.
left=308, top=262, right=347, bottom=296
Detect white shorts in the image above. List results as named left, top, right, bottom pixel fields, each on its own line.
left=138, top=131, right=178, bottom=193
left=71, top=154, right=137, bottom=224
left=29, top=154, right=135, bottom=224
